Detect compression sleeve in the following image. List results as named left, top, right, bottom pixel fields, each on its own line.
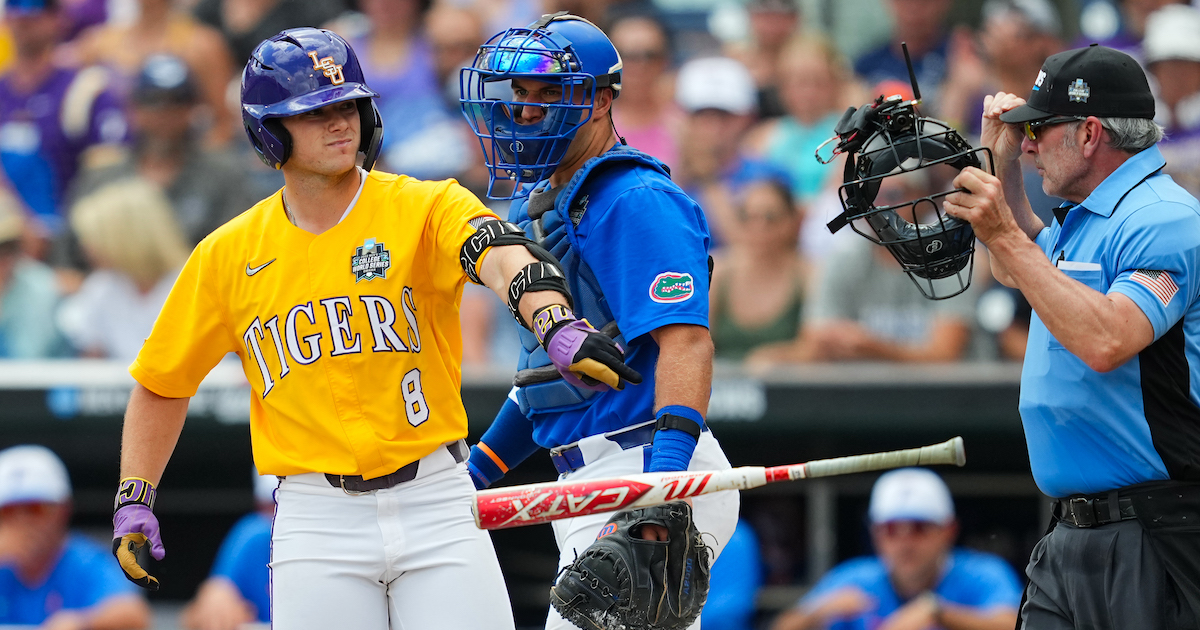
left=468, top=397, right=541, bottom=488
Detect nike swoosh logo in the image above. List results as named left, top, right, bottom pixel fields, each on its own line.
left=245, top=259, right=277, bottom=276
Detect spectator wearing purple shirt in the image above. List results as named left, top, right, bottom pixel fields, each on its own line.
left=671, top=56, right=791, bottom=249
left=330, top=0, right=472, bottom=181
left=0, top=0, right=127, bottom=237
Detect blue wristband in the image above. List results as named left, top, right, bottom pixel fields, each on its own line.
left=647, top=406, right=704, bottom=472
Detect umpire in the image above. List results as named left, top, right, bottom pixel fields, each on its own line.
left=943, top=44, right=1200, bottom=629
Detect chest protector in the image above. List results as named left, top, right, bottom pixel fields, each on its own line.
left=512, top=147, right=670, bottom=416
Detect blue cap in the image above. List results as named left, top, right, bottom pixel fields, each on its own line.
left=5, top=0, right=55, bottom=14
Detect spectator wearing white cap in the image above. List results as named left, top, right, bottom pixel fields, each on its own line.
left=0, top=445, right=150, bottom=629
left=671, top=55, right=790, bottom=248
left=1145, top=4, right=1200, bottom=197
left=180, top=469, right=277, bottom=630
left=770, top=469, right=1021, bottom=630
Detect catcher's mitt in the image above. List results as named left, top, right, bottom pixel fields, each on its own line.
left=550, top=501, right=712, bottom=630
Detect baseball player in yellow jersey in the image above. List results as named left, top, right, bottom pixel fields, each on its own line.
left=108, top=28, right=640, bottom=630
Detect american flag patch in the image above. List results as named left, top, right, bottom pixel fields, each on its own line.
left=1131, top=269, right=1179, bottom=306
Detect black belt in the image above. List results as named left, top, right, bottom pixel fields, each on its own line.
left=1055, top=491, right=1138, bottom=528
left=326, top=441, right=467, bottom=494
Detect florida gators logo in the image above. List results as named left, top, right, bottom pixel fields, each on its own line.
left=649, top=272, right=694, bottom=303
left=596, top=523, right=617, bottom=539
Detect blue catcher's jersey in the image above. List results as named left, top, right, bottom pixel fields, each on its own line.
left=508, top=145, right=711, bottom=448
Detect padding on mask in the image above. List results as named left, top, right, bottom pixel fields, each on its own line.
left=825, top=98, right=993, bottom=300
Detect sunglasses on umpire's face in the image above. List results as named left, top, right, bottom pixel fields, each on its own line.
left=1022, top=115, right=1087, bottom=141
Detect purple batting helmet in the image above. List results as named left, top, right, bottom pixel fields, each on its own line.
left=241, top=27, right=384, bottom=170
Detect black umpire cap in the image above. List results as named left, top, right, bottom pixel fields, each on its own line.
left=1000, top=44, right=1155, bottom=123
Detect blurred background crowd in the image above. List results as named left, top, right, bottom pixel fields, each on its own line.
left=0, top=0, right=1195, bottom=369
left=1, top=0, right=1199, bottom=628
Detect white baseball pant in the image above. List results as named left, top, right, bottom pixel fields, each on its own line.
left=544, top=430, right=741, bottom=630
left=270, top=444, right=514, bottom=630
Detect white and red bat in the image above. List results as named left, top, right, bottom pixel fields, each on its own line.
left=474, top=436, right=966, bottom=530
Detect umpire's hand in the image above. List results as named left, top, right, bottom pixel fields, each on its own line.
left=943, top=167, right=1022, bottom=246
left=532, top=304, right=642, bottom=391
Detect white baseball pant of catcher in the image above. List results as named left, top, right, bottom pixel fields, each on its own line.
left=545, top=430, right=741, bottom=630
left=270, top=443, right=514, bottom=630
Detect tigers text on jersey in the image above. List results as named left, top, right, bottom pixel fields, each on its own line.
left=130, top=171, right=496, bottom=479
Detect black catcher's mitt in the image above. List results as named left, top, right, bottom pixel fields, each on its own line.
left=550, top=501, right=712, bottom=630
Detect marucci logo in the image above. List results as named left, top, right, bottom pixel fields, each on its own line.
left=246, top=259, right=276, bottom=276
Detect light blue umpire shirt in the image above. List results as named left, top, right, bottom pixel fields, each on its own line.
left=1020, top=144, right=1200, bottom=498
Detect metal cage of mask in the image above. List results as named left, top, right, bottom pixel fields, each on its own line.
left=459, top=26, right=605, bottom=199
left=824, top=98, right=993, bottom=300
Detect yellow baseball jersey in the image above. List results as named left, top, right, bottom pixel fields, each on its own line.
left=130, top=171, right=497, bottom=478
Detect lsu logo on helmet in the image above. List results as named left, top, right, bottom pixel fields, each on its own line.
left=308, top=51, right=345, bottom=85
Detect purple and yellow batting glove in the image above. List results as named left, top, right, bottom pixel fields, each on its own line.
left=112, top=477, right=164, bottom=591
left=533, top=304, right=642, bottom=391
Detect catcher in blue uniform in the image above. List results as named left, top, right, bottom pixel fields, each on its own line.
left=459, top=12, right=741, bottom=630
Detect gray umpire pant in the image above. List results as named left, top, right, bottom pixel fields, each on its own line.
left=1017, top=519, right=1196, bottom=629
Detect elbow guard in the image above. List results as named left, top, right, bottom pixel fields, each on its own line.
left=460, top=218, right=559, bottom=284
left=459, top=218, right=573, bottom=329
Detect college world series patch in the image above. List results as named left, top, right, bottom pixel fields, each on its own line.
left=649, top=272, right=694, bottom=303
left=352, top=238, right=391, bottom=282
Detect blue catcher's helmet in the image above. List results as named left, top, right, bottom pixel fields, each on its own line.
left=242, top=28, right=384, bottom=170
left=460, top=12, right=622, bottom=199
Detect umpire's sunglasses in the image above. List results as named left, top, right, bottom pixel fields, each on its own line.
left=1023, top=116, right=1087, bottom=141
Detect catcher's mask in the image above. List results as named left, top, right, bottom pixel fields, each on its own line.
left=820, top=95, right=992, bottom=300
left=459, top=12, right=621, bottom=199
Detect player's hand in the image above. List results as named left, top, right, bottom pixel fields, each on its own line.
left=41, top=609, right=90, bottom=630
left=533, top=305, right=642, bottom=391
left=878, top=592, right=940, bottom=630
left=112, top=478, right=165, bottom=591
left=980, top=91, right=1028, bottom=167
left=811, top=587, right=875, bottom=624
left=181, top=578, right=257, bottom=630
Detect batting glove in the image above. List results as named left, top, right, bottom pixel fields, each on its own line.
left=533, top=305, right=642, bottom=391
left=112, top=477, right=165, bottom=591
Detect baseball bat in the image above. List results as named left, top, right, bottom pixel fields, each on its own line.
left=474, top=436, right=966, bottom=530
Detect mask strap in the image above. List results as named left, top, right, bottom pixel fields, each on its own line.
left=532, top=10, right=570, bottom=28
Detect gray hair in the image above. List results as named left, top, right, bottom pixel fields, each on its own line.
left=1065, top=117, right=1164, bottom=152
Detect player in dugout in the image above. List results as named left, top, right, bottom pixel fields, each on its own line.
left=180, top=470, right=276, bottom=630
left=459, top=12, right=739, bottom=630
left=109, top=26, right=638, bottom=630
left=0, top=445, right=150, bottom=629
left=943, top=44, right=1200, bottom=628
left=771, top=469, right=1020, bottom=630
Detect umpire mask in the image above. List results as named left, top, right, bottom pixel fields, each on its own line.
left=821, top=95, right=991, bottom=300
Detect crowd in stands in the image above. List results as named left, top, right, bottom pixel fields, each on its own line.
left=0, top=0, right=1197, bottom=368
